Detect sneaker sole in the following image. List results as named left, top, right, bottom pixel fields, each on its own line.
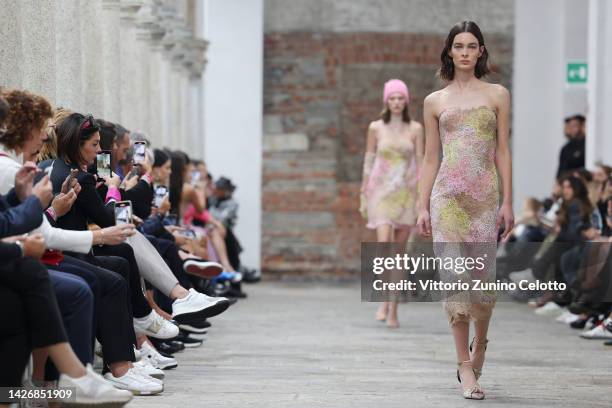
left=103, top=384, right=163, bottom=396
left=137, top=328, right=179, bottom=340
left=159, top=362, right=178, bottom=370
left=173, top=299, right=230, bottom=322
left=63, top=401, right=132, bottom=408
left=182, top=341, right=203, bottom=348
left=184, top=263, right=223, bottom=279
left=178, top=323, right=210, bottom=333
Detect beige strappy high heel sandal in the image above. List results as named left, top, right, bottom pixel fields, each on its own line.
left=456, top=360, right=485, bottom=400
left=469, top=337, right=489, bottom=380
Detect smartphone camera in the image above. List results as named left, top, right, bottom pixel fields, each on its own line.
left=133, top=141, right=146, bottom=165
left=153, top=185, right=168, bottom=208
left=96, top=150, right=112, bottom=179
left=114, top=201, right=133, bottom=225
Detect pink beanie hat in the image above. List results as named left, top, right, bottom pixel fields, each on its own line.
left=383, top=79, right=410, bottom=104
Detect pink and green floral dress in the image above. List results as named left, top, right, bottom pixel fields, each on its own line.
left=430, top=106, right=499, bottom=325
left=363, top=127, right=419, bottom=229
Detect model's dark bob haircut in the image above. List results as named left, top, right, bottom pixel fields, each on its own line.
left=439, top=21, right=490, bottom=81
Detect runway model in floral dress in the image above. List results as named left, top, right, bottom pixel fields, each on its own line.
left=430, top=106, right=499, bottom=324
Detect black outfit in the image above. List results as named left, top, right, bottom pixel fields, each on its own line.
left=48, top=159, right=152, bottom=320
left=56, top=254, right=136, bottom=364
left=0, top=257, right=68, bottom=387
left=556, top=137, right=585, bottom=178
left=49, top=159, right=115, bottom=231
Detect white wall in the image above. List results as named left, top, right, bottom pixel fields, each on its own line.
left=203, top=0, right=263, bottom=269
left=513, top=0, right=565, bottom=210
left=587, top=0, right=612, bottom=169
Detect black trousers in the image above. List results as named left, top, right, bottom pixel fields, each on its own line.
left=0, top=259, right=67, bottom=387
left=74, top=243, right=152, bottom=319
left=57, top=255, right=136, bottom=365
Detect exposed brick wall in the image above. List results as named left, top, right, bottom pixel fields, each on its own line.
left=263, top=31, right=513, bottom=277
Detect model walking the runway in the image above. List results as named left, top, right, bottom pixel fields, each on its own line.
left=360, top=79, right=424, bottom=328
left=416, top=21, right=514, bottom=399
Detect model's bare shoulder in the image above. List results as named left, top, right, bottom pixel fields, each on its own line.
left=424, top=91, right=442, bottom=108
left=488, top=83, right=510, bottom=99
left=410, top=120, right=423, bottom=131
left=369, top=119, right=383, bottom=131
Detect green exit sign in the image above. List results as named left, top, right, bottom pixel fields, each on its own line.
left=567, top=62, right=588, bottom=84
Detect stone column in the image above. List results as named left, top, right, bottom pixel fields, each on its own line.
left=101, top=0, right=122, bottom=122
left=19, top=0, right=57, bottom=101
left=80, top=0, right=106, bottom=116
left=54, top=0, right=82, bottom=110
left=0, top=1, right=24, bottom=89
left=119, top=0, right=143, bottom=129
left=135, top=0, right=166, bottom=145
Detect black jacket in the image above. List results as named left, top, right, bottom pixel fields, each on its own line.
left=557, top=137, right=585, bottom=178
left=47, top=159, right=115, bottom=231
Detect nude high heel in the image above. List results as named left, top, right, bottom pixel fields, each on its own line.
left=456, top=360, right=485, bottom=400
left=469, top=337, right=489, bottom=380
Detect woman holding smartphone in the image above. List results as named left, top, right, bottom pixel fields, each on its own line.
left=416, top=21, right=514, bottom=400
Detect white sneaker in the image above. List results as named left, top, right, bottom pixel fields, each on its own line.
left=172, top=288, right=230, bottom=321
left=555, top=310, right=581, bottom=324
left=134, top=310, right=179, bottom=339
left=58, top=364, right=133, bottom=405
left=133, top=360, right=165, bottom=380
left=134, top=346, right=141, bottom=362
left=508, top=268, right=535, bottom=284
left=140, top=341, right=178, bottom=370
left=103, top=367, right=163, bottom=395
left=580, top=319, right=612, bottom=339
left=534, top=302, right=564, bottom=317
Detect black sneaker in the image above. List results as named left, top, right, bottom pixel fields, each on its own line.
left=150, top=339, right=185, bottom=355
left=172, top=332, right=203, bottom=348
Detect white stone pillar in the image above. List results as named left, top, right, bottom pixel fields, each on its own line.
left=119, top=0, right=143, bottom=129
left=54, top=0, right=83, bottom=110
left=101, top=0, right=122, bottom=122
left=79, top=0, right=106, bottom=116
left=0, top=0, right=23, bottom=88
left=203, top=0, right=263, bottom=269
left=587, top=0, right=612, bottom=168
left=19, top=0, right=57, bottom=100
left=514, top=0, right=565, bottom=211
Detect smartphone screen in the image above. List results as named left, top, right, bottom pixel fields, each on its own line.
left=114, top=201, right=133, bottom=225
left=153, top=185, right=168, bottom=208
left=190, top=170, right=201, bottom=185
left=181, top=229, right=196, bottom=239
left=96, top=151, right=112, bottom=179
left=133, top=141, right=146, bottom=165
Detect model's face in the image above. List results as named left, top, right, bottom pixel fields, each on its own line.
left=23, top=123, right=48, bottom=162
left=387, top=93, right=406, bottom=115
left=449, top=32, right=483, bottom=73
left=80, top=132, right=101, bottom=165
left=113, top=134, right=130, bottom=162
left=562, top=180, right=575, bottom=201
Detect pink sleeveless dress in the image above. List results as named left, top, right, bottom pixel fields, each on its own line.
left=364, top=125, right=419, bottom=229
left=430, top=106, right=499, bottom=325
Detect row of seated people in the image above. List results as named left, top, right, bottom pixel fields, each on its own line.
left=0, top=88, right=249, bottom=406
